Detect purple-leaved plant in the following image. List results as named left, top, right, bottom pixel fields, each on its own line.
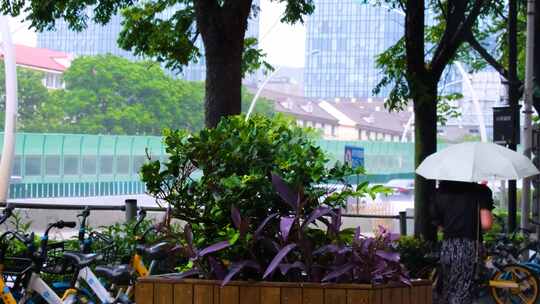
left=172, top=173, right=410, bottom=286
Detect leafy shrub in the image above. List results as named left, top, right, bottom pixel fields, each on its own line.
left=397, top=236, right=437, bottom=279
left=142, top=115, right=402, bottom=285
left=142, top=114, right=375, bottom=244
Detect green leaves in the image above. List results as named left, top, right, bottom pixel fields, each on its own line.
left=46, top=55, right=204, bottom=134
left=119, top=1, right=200, bottom=72
left=141, top=114, right=368, bottom=248
left=276, top=0, right=316, bottom=24
left=242, top=38, right=274, bottom=77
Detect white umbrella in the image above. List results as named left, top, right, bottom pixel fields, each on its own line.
left=416, top=142, right=540, bottom=182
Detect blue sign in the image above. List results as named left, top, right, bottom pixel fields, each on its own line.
left=344, top=146, right=364, bottom=169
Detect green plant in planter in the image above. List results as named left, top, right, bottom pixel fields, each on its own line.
left=397, top=236, right=437, bottom=279
left=169, top=174, right=408, bottom=286
left=141, top=114, right=382, bottom=245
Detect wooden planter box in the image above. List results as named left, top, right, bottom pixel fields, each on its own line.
left=136, top=276, right=432, bottom=304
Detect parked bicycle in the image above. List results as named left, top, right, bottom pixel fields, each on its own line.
left=0, top=205, right=134, bottom=304
left=430, top=234, right=540, bottom=304
left=94, top=208, right=177, bottom=301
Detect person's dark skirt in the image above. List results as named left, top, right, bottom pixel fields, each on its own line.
left=437, top=238, right=477, bottom=304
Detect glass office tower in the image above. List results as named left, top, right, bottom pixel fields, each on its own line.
left=304, top=1, right=404, bottom=98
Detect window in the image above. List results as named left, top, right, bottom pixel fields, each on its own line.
left=100, top=156, right=113, bottom=174
left=82, top=156, right=96, bottom=174
left=117, top=156, right=130, bottom=174
left=44, top=73, right=63, bottom=89
left=64, top=156, right=79, bottom=175
left=25, top=156, right=41, bottom=176
left=45, top=156, right=60, bottom=175
left=324, top=124, right=332, bottom=136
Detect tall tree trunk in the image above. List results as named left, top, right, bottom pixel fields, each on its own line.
left=413, top=83, right=438, bottom=241
left=204, top=40, right=243, bottom=127
left=195, top=2, right=251, bottom=128
left=507, top=0, right=519, bottom=231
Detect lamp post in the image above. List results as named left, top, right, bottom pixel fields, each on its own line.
left=0, top=15, right=18, bottom=202
left=246, top=49, right=320, bottom=120
left=401, top=73, right=489, bottom=143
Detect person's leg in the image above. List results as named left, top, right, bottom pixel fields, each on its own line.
left=439, top=239, right=453, bottom=304
left=442, top=238, right=476, bottom=304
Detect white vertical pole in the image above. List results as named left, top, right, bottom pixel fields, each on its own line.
left=522, top=0, right=535, bottom=230
left=454, top=62, right=488, bottom=142
left=245, top=66, right=282, bottom=121
left=0, top=16, right=18, bottom=202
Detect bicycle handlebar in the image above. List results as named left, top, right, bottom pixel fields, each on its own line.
left=0, top=230, right=34, bottom=245
left=0, top=204, right=14, bottom=225
left=133, top=208, right=147, bottom=235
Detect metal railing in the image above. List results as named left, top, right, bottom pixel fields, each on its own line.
left=0, top=200, right=412, bottom=235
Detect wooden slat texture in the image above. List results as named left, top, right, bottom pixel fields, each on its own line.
left=325, top=289, right=346, bottom=304
left=346, top=289, right=369, bottom=304
left=195, top=285, right=214, bottom=304
left=136, top=278, right=433, bottom=304
left=174, top=284, right=193, bottom=304
left=214, top=286, right=220, bottom=304
left=220, top=286, right=240, bottom=304
left=401, top=286, right=410, bottom=304
left=303, top=288, right=323, bottom=304
left=136, top=282, right=154, bottom=304
left=415, top=285, right=427, bottom=304
left=418, top=286, right=431, bottom=304
left=281, top=288, right=302, bottom=304
left=369, top=289, right=382, bottom=304
left=381, top=288, right=392, bottom=304
left=154, top=283, right=173, bottom=304
left=394, top=287, right=403, bottom=303
left=240, top=286, right=260, bottom=304
left=260, top=287, right=280, bottom=304
left=426, top=285, right=433, bottom=304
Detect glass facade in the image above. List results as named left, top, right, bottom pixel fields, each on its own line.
left=37, top=3, right=260, bottom=82
left=304, top=1, right=404, bottom=98
left=38, top=7, right=137, bottom=60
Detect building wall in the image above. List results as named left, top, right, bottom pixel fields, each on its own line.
left=304, top=1, right=403, bottom=98
left=38, top=7, right=137, bottom=60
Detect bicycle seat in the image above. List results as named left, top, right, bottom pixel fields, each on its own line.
left=136, top=242, right=170, bottom=261
left=95, top=264, right=132, bottom=285
left=63, top=252, right=102, bottom=267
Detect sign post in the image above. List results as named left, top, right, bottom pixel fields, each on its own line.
left=344, top=146, right=365, bottom=213
left=493, top=106, right=520, bottom=145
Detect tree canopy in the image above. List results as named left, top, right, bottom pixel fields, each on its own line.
left=4, top=55, right=273, bottom=134
left=0, top=0, right=313, bottom=127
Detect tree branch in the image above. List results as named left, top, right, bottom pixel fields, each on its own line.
left=431, top=0, right=485, bottom=77
left=465, top=31, right=509, bottom=80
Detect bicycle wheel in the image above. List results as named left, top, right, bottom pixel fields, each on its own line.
left=490, top=264, right=540, bottom=304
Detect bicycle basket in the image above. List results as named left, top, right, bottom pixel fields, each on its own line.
left=42, top=241, right=72, bottom=274
left=89, top=232, right=121, bottom=265
left=3, top=256, right=32, bottom=275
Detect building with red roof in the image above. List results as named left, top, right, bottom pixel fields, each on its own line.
left=0, top=44, right=74, bottom=89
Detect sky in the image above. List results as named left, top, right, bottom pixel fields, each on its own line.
left=9, top=0, right=307, bottom=68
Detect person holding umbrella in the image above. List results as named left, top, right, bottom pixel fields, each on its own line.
left=416, top=142, right=540, bottom=304
left=430, top=180, right=494, bottom=303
